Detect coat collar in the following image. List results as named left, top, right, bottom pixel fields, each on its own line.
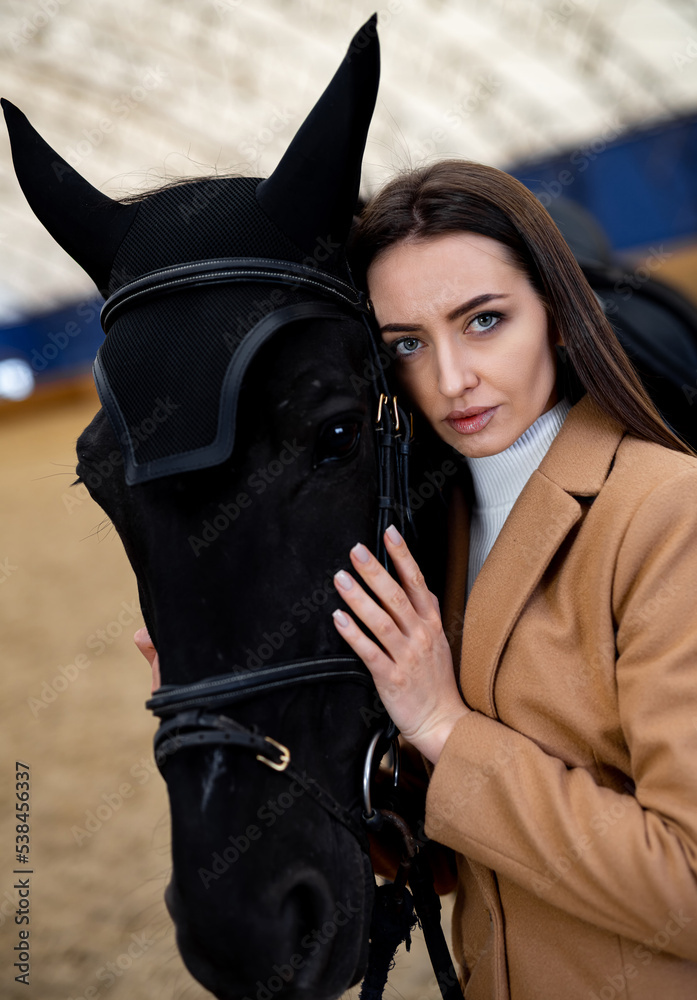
left=445, top=395, right=624, bottom=717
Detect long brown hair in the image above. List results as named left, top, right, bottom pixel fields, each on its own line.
left=350, top=159, right=693, bottom=456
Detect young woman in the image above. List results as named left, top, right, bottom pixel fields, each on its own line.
left=332, top=160, right=697, bottom=999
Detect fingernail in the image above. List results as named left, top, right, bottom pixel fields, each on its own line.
left=351, top=542, right=371, bottom=563
left=332, top=609, right=350, bottom=628
left=385, top=525, right=403, bottom=545
left=334, top=570, right=353, bottom=591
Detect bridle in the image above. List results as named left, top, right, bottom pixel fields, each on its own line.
left=105, top=254, right=413, bottom=844
left=102, top=256, right=461, bottom=1000
left=145, top=654, right=396, bottom=854
left=102, top=252, right=412, bottom=849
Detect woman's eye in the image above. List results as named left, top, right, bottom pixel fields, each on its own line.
left=315, top=420, right=362, bottom=466
left=470, top=312, right=502, bottom=333
left=394, top=337, right=422, bottom=357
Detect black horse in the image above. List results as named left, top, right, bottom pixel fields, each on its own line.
left=4, top=18, right=424, bottom=1000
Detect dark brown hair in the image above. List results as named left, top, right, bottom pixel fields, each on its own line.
left=350, top=159, right=693, bottom=456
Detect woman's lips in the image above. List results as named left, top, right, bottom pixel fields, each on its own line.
left=445, top=406, right=499, bottom=435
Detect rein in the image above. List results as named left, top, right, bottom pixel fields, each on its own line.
left=106, top=256, right=460, bottom=1000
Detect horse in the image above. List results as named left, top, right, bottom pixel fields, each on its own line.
left=76, top=307, right=387, bottom=1000
left=3, top=18, right=437, bottom=1000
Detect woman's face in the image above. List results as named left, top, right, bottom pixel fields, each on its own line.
left=367, top=232, right=560, bottom=458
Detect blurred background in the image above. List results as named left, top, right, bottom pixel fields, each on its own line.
left=1, top=0, right=696, bottom=998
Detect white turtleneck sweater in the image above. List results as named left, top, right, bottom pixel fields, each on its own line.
left=465, top=398, right=572, bottom=598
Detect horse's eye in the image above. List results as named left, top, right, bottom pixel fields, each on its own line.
left=315, top=420, right=362, bottom=466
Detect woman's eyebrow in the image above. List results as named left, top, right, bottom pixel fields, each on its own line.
left=447, top=292, right=510, bottom=322
left=379, top=292, right=510, bottom=333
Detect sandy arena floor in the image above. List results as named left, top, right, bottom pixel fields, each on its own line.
left=0, top=385, right=454, bottom=1000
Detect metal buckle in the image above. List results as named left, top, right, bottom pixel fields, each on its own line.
left=375, top=392, right=388, bottom=427
left=376, top=392, right=410, bottom=436
left=256, top=737, right=291, bottom=771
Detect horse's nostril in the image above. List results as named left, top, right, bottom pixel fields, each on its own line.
left=277, top=871, right=335, bottom=983
left=283, top=881, right=325, bottom=930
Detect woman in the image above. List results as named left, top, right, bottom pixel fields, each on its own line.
left=332, top=160, right=697, bottom=999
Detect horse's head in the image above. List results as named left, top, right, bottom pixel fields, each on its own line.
left=5, top=19, right=396, bottom=999
left=74, top=306, right=382, bottom=1000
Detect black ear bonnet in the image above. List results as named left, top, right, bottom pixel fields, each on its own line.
left=3, top=16, right=380, bottom=484
left=93, top=179, right=368, bottom=483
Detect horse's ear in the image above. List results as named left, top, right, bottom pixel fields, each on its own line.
left=256, top=14, right=380, bottom=260
left=2, top=98, right=139, bottom=296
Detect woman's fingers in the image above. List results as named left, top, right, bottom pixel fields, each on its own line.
left=331, top=607, right=392, bottom=673
left=331, top=606, right=407, bottom=710
left=334, top=566, right=409, bottom=652
left=134, top=627, right=156, bottom=664
left=332, top=527, right=439, bottom=666
left=349, top=526, right=438, bottom=625
left=332, top=533, right=467, bottom=762
left=133, top=627, right=161, bottom=694
left=383, top=526, right=440, bottom=620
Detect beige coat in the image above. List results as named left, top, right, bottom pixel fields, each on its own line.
left=424, top=394, right=697, bottom=1000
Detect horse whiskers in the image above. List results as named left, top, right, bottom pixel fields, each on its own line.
left=169, top=966, right=209, bottom=1000
left=33, top=471, right=81, bottom=480
left=140, top=868, right=173, bottom=891
left=79, top=517, right=114, bottom=542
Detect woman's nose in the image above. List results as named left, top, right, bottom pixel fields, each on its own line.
left=436, top=343, right=479, bottom=398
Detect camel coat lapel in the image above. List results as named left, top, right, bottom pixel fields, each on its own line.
left=448, top=395, right=624, bottom=718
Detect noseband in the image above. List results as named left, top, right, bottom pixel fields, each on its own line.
left=145, top=654, right=398, bottom=853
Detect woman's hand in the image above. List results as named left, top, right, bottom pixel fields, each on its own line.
left=134, top=627, right=161, bottom=694
left=332, top=525, right=469, bottom=764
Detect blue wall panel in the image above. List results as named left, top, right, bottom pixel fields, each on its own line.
left=509, top=112, right=697, bottom=252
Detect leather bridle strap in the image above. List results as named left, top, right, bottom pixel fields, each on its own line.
left=146, top=655, right=377, bottom=854
left=153, top=709, right=290, bottom=761
left=101, top=257, right=369, bottom=332
left=152, top=708, right=370, bottom=851
left=372, top=389, right=415, bottom=569
left=146, top=655, right=373, bottom=715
